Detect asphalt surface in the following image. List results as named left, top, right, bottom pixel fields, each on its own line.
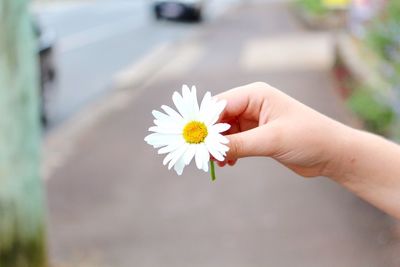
left=45, top=1, right=400, bottom=267
left=34, top=0, right=239, bottom=128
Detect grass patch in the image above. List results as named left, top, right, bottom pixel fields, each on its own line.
left=348, top=87, right=395, bottom=135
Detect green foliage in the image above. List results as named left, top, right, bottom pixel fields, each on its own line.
left=386, top=0, right=400, bottom=20
left=366, top=0, right=400, bottom=71
left=358, top=0, right=400, bottom=137
left=296, top=0, right=328, bottom=15
left=0, top=228, right=47, bottom=267
left=348, top=88, right=395, bottom=135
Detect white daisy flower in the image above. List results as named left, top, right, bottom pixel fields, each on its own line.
left=144, top=85, right=230, bottom=177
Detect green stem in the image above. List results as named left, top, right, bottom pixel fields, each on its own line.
left=210, top=161, right=216, bottom=181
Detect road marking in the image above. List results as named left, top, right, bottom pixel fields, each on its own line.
left=113, top=42, right=172, bottom=90
left=93, top=1, right=148, bottom=16
left=43, top=42, right=172, bottom=180
left=58, top=15, right=148, bottom=53
left=156, top=42, right=205, bottom=79
left=240, top=33, right=334, bottom=72
left=205, top=0, right=240, bottom=19
left=31, top=1, right=89, bottom=15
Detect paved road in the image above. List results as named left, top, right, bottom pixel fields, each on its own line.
left=34, top=0, right=239, bottom=128
left=46, top=1, right=400, bottom=267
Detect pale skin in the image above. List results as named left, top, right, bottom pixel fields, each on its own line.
left=215, top=82, right=400, bottom=220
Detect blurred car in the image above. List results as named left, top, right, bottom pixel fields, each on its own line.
left=153, top=0, right=204, bottom=21
left=34, top=20, right=57, bottom=126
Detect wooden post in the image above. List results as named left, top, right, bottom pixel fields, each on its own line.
left=0, top=0, right=47, bottom=266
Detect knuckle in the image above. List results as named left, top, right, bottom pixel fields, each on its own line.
left=251, top=81, right=267, bottom=88
left=265, top=124, right=281, bottom=156
left=230, top=135, right=243, bottom=158
left=250, top=82, right=276, bottom=97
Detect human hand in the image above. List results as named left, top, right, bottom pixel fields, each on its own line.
left=215, top=82, right=349, bottom=178
left=215, top=82, right=400, bottom=219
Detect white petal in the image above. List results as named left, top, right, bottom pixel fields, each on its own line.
left=206, top=100, right=227, bottom=125
left=204, top=113, right=217, bottom=127
left=191, top=86, right=200, bottom=114
left=161, top=105, right=183, bottom=121
left=152, top=110, right=169, bottom=121
left=152, top=115, right=183, bottom=126
left=211, top=123, right=230, bottom=133
left=168, top=145, right=188, bottom=170
left=205, top=138, right=224, bottom=161
left=174, top=154, right=186, bottom=175
left=163, top=145, right=186, bottom=166
left=183, top=145, right=196, bottom=165
left=155, top=144, right=167, bottom=149
left=199, top=92, right=212, bottom=118
left=158, top=145, right=178, bottom=155
left=214, top=141, right=229, bottom=155
left=201, top=144, right=210, bottom=172
left=202, top=160, right=209, bottom=172
left=163, top=151, right=175, bottom=166
left=144, top=133, right=180, bottom=147
left=194, top=144, right=209, bottom=171
left=154, top=119, right=168, bottom=126
left=206, top=135, right=229, bottom=155
left=154, top=113, right=185, bottom=127
left=186, top=102, right=197, bottom=121
left=182, top=85, right=191, bottom=102
left=158, top=138, right=185, bottom=154
left=148, top=125, right=182, bottom=134
left=195, top=145, right=203, bottom=169
left=172, top=91, right=189, bottom=119
left=153, top=119, right=185, bottom=132
left=210, top=132, right=229, bottom=144
left=182, top=84, right=195, bottom=120
left=144, top=132, right=161, bottom=144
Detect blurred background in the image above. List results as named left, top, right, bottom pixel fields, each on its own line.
left=1, top=0, right=400, bottom=266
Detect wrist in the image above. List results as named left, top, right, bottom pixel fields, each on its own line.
left=321, top=123, right=359, bottom=182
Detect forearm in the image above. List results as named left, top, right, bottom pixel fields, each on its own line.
left=329, top=126, right=400, bottom=219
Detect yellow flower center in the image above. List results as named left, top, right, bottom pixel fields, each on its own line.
left=183, top=121, right=208, bottom=144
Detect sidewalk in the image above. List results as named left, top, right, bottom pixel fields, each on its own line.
left=45, top=2, right=400, bottom=267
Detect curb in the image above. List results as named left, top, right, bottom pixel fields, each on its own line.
left=42, top=41, right=176, bottom=180
left=291, top=5, right=347, bottom=31
left=335, top=32, right=395, bottom=96
left=336, top=33, right=381, bottom=88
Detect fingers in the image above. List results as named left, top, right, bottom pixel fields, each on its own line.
left=215, top=87, right=250, bottom=121
left=216, top=159, right=237, bottom=167
left=225, top=124, right=278, bottom=160
left=215, top=82, right=270, bottom=123
left=213, top=82, right=279, bottom=167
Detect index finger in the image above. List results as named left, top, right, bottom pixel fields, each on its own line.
left=214, top=82, right=270, bottom=123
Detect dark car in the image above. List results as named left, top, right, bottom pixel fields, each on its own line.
left=34, top=20, right=57, bottom=126
left=153, top=0, right=204, bottom=21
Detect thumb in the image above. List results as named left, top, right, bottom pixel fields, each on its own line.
left=225, top=125, right=277, bottom=160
